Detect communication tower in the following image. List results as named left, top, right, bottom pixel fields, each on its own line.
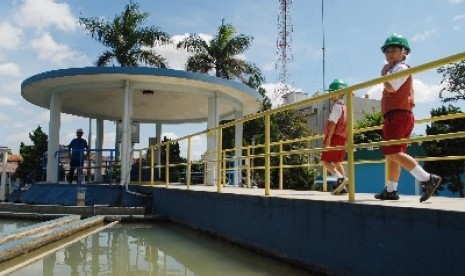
left=274, top=0, right=293, bottom=104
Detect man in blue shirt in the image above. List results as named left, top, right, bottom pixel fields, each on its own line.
left=68, top=128, right=88, bottom=183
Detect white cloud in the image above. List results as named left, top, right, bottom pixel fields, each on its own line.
left=0, top=96, right=17, bottom=106
left=6, top=131, right=31, bottom=148
left=449, top=0, right=464, bottom=4
left=262, top=61, right=275, bottom=72
left=1, top=80, right=22, bottom=94
left=411, top=29, right=437, bottom=42
left=37, top=110, right=51, bottom=122
left=0, top=112, right=10, bottom=122
left=0, top=22, right=23, bottom=49
left=0, top=63, right=20, bottom=76
left=412, top=79, right=442, bottom=103
left=31, top=32, right=87, bottom=65
left=364, top=79, right=441, bottom=103
left=453, top=14, right=465, bottom=20
left=151, top=33, right=213, bottom=70
left=261, top=83, right=304, bottom=107
left=13, top=0, right=77, bottom=31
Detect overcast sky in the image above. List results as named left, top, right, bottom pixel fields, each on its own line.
left=0, top=0, right=464, bottom=159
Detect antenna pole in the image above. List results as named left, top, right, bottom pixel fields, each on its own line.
left=322, top=0, right=326, bottom=92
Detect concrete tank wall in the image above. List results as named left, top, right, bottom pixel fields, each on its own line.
left=152, top=187, right=465, bottom=276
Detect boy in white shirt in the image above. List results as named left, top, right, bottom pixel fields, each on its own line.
left=321, top=79, right=349, bottom=194
left=375, top=33, right=441, bottom=202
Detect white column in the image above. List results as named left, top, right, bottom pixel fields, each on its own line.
left=206, top=93, right=219, bottom=185
left=87, top=118, right=92, bottom=183
left=120, top=80, right=132, bottom=190
left=234, top=109, right=243, bottom=186
left=95, top=118, right=104, bottom=182
left=47, top=93, right=61, bottom=183
left=155, top=122, right=162, bottom=179
left=0, top=148, right=8, bottom=201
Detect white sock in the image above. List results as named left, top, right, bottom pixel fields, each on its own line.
left=410, top=165, right=430, bottom=182
left=333, top=172, right=343, bottom=178
left=386, top=181, right=398, bottom=192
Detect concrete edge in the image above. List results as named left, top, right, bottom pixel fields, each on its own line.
left=0, top=215, right=81, bottom=245
left=0, top=216, right=105, bottom=263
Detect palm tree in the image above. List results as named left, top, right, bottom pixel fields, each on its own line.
left=177, top=19, right=262, bottom=83
left=79, top=2, right=170, bottom=67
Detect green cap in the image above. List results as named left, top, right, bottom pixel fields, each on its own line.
left=381, top=33, right=410, bottom=54
left=327, top=79, right=348, bottom=92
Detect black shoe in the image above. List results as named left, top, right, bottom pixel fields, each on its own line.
left=419, top=174, right=442, bottom=203
left=374, top=188, right=399, bottom=200
left=332, top=177, right=348, bottom=195
left=340, top=186, right=348, bottom=194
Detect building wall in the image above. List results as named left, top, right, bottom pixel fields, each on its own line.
left=307, top=95, right=381, bottom=135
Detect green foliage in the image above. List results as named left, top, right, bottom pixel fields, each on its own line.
left=437, top=60, right=465, bottom=102
left=79, top=2, right=170, bottom=67
left=159, top=136, right=186, bottom=181
left=270, top=110, right=317, bottom=190
left=177, top=19, right=262, bottom=83
left=222, top=107, right=317, bottom=190
left=423, top=105, right=465, bottom=197
left=353, top=110, right=383, bottom=144
left=15, top=126, right=48, bottom=182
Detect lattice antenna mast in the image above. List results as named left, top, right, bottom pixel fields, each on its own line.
left=275, top=0, right=293, bottom=104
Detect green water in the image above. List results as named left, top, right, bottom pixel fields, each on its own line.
left=8, top=223, right=315, bottom=276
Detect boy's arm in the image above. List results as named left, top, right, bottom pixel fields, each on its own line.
left=381, top=63, right=397, bottom=93
left=381, top=62, right=409, bottom=93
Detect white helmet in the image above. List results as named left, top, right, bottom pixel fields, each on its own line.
left=76, top=128, right=84, bottom=134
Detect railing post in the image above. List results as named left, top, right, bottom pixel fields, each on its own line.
left=322, top=167, right=328, bottom=192
left=222, top=152, right=227, bottom=186
left=265, top=113, right=271, bottom=196
left=246, top=147, right=251, bottom=188
left=150, top=146, right=154, bottom=186
left=165, top=142, right=170, bottom=187
left=217, top=128, right=223, bottom=192
left=187, top=137, right=192, bottom=189
left=279, top=143, right=283, bottom=190
left=138, top=150, right=142, bottom=185
left=346, top=91, right=355, bottom=202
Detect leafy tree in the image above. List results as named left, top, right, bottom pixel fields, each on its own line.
left=422, top=105, right=465, bottom=197
left=159, top=136, right=186, bottom=181
left=353, top=110, right=383, bottom=144
left=15, top=126, right=48, bottom=182
left=177, top=19, right=262, bottom=83
left=269, top=110, right=317, bottom=190
left=437, top=60, right=465, bottom=102
left=79, top=2, right=170, bottom=67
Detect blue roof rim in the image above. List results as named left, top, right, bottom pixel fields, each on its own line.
left=21, top=67, right=262, bottom=101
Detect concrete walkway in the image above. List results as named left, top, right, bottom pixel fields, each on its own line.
left=164, top=184, right=465, bottom=212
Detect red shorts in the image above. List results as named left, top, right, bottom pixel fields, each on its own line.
left=321, top=135, right=346, bottom=162
left=382, top=110, right=414, bottom=155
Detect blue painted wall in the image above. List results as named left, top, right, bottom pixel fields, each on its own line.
left=9, top=184, right=151, bottom=207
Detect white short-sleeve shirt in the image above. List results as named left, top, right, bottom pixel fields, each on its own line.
left=328, top=99, right=344, bottom=123
left=387, top=62, right=409, bottom=91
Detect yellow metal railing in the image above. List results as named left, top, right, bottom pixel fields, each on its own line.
left=130, top=51, right=465, bottom=202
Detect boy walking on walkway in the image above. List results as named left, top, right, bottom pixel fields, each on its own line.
left=375, top=33, right=441, bottom=202
left=321, top=79, right=349, bottom=194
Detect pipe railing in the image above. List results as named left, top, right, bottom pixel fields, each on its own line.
left=130, top=51, right=465, bottom=202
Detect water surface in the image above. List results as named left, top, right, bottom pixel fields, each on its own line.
left=9, top=222, right=315, bottom=276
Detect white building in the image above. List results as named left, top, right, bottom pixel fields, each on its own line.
left=283, top=91, right=381, bottom=135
